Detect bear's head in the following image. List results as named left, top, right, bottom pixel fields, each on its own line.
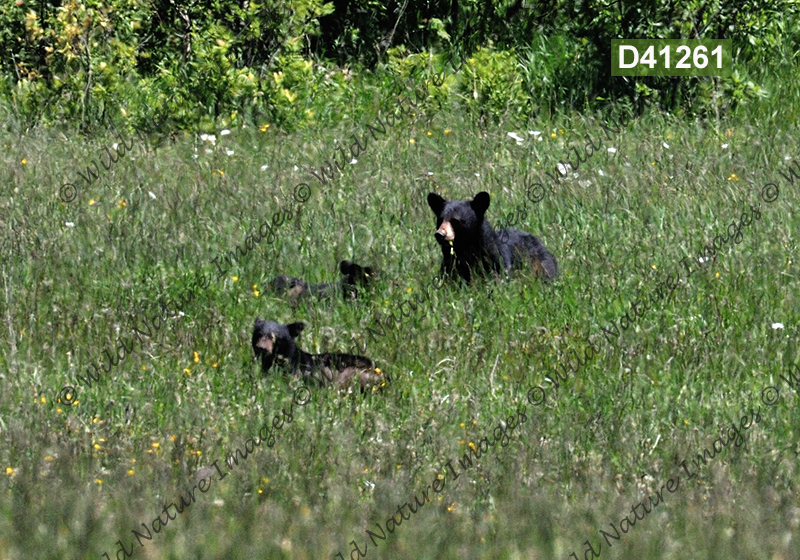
left=252, top=318, right=305, bottom=372
left=339, top=260, right=375, bottom=287
left=427, top=191, right=491, bottom=244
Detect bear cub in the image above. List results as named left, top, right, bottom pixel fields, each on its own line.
left=252, top=319, right=385, bottom=391
left=271, top=260, right=374, bottom=301
left=427, top=191, right=557, bottom=283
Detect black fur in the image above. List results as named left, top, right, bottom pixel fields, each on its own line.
left=251, top=318, right=385, bottom=391
left=427, top=191, right=557, bottom=283
left=270, top=260, right=375, bottom=301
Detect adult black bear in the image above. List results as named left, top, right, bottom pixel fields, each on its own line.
left=252, top=319, right=385, bottom=391
left=270, top=260, right=375, bottom=301
left=427, top=191, right=557, bottom=283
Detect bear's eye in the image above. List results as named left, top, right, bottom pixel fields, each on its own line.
left=451, top=218, right=461, bottom=226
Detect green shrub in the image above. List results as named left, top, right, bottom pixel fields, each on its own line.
left=384, top=47, right=454, bottom=115
left=458, top=45, right=528, bottom=123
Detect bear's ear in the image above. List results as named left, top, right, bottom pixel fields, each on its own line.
left=427, top=193, right=446, bottom=216
left=471, top=192, right=491, bottom=216
left=287, top=322, right=305, bottom=338
left=339, top=260, right=352, bottom=275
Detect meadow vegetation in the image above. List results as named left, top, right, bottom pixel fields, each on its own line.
left=2, top=1, right=800, bottom=559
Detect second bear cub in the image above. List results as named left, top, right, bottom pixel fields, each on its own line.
left=427, top=191, right=557, bottom=283
left=271, top=260, right=374, bottom=301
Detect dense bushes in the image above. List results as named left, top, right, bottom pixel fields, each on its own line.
left=0, top=0, right=798, bottom=130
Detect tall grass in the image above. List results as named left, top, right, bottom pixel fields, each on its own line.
left=1, top=49, right=800, bottom=560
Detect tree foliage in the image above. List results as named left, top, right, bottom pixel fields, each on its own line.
left=0, top=0, right=797, bottom=129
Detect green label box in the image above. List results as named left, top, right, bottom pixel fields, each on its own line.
left=611, top=39, right=732, bottom=77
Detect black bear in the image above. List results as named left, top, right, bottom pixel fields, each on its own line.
left=427, top=191, right=557, bottom=283
left=270, top=260, right=375, bottom=301
left=251, top=319, right=385, bottom=391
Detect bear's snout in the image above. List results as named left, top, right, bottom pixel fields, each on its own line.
left=435, top=220, right=455, bottom=242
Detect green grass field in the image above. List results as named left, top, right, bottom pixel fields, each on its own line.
left=1, top=61, right=800, bottom=560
